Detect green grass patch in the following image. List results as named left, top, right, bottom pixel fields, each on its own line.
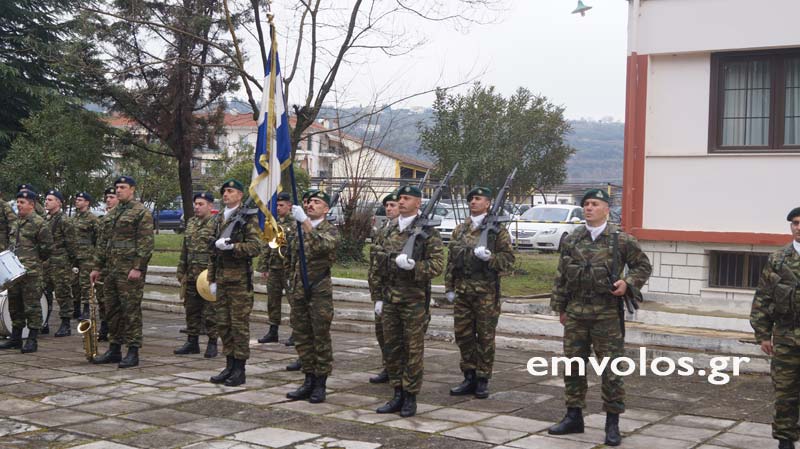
left=154, top=234, right=184, bottom=251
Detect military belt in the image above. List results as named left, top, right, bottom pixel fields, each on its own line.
left=111, top=241, right=136, bottom=249
left=188, top=254, right=210, bottom=264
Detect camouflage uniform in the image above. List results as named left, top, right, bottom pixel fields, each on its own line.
left=550, top=223, right=651, bottom=414
left=289, top=219, right=338, bottom=376
left=751, top=244, right=800, bottom=442
left=7, top=213, right=52, bottom=329
left=368, top=218, right=395, bottom=370
left=376, top=221, right=445, bottom=395
left=93, top=199, right=154, bottom=348
left=96, top=207, right=116, bottom=331
left=445, top=217, right=515, bottom=379
left=257, top=214, right=295, bottom=327
left=72, top=210, right=100, bottom=316
left=44, top=210, right=79, bottom=319
left=0, top=200, right=17, bottom=252
left=178, top=215, right=217, bottom=340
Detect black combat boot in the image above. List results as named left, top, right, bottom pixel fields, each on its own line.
left=210, top=356, right=234, bottom=383
left=93, top=343, right=122, bottom=364
left=72, top=300, right=81, bottom=319
left=204, top=338, right=218, bottom=358
left=257, top=325, right=279, bottom=343
left=285, top=334, right=295, bottom=346
left=548, top=407, right=584, bottom=435
left=21, top=329, right=38, bottom=353
left=779, top=439, right=795, bottom=449
left=285, top=358, right=301, bottom=371
left=474, top=377, right=489, bottom=399
left=80, top=303, right=90, bottom=320
left=369, top=369, right=389, bottom=384
left=224, top=359, right=247, bottom=387
left=118, top=346, right=139, bottom=368
left=449, top=369, right=476, bottom=395
left=400, top=392, right=417, bottom=417
left=604, top=412, right=621, bottom=446
left=309, top=375, right=327, bottom=403
left=97, top=321, right=108, bottom=341
left=287, top=373, right=315, bottom=400
left=174, top=335, right=200, bottom=355
left=0, top=327, right=23, bottom=349
left=376, top=387, right=404, bottom=414
left=40, top=323, right=49, bottom=335
left=54, top=318, right=71, bottom=337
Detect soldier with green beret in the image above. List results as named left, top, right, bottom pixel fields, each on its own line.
left=43, top=189, right=79, bottom=337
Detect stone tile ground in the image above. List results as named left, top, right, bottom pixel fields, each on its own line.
left=0, top=310, right=777, bottom=449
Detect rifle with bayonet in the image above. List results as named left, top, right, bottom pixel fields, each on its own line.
left=326, top=181, right=347, bottom=223
left=609, top=230, right=642, bottom=337
left=400, top=163, right=459, bottom=259
left=214, top=197, right=259, bottom=247
left=477, top=168, right=517, bottom=248
left=417, top=170, right=430, bottom=191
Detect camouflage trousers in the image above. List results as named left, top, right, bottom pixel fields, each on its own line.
left=104, top=270, right=145, bottom=348
left=562, top=314, right=625, bottom=414
left=182, top=275, right=217, bottom=340
left=383, top=299, right=427, bottom=394
left=8, top=273, right=43, bottom=330
left=266, top=268, right=288, bottom=326
left=771, top=342, right=800, bottom=441
left=44, top=259, right=73, bottom=319
left=454, top=292, right=501, bottom=378
left=290, top=279, right=334, bottom=376
left=215, top=280, right=254, bottom=360
left=76, top=259, right=98, bottom=318
left=374, top=310, right=386, bottom=367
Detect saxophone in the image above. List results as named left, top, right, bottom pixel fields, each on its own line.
left=77, top=283, right=98, bottom=362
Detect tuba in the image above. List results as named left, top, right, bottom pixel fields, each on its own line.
left=77, top=282, right=98, bottom=362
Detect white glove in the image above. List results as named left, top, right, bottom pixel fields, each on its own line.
left=395, top=253, right=416, bottom=271
left=215, top=238, right=234, bottom=251
left=292, top=205, right=308, bottom=223
left=210, top=283, right=217, bottom=296
left=445, top=291, right=456, bottom=303
left=474, top=246, right=492, bottom=261
left=374, top=300, right=383, bottom=316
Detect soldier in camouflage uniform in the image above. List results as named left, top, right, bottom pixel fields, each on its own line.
left=751, top=207, right=800, bottom=449
left=286, top=190, right=338, bottom=404
left=257, top=191, right=295, bottom=344
left=445, top=186, right=515, bottom=399
left=285, top=190, right=313, bottom=372
left=95, top=187, right=119, bottom=341
left=548, top=188, right=651, bottom=447
left=73, top=192, right=100, bottom=320
left=367, top=191, right=399, bottom=384
left=374, top=185, right=445, bottom=417
left=0, top=188, right=17, bottom=252
left=90, top=176, right=154, bottom=368
left=207, top=179, right=261, bottom=387
left=43, top=190, right=79, bottom=337
left=17, top=184, right=46, bottom=217
left=0, top=191, right=52, bottom=353
left=175, top=192, right=218, bottom=358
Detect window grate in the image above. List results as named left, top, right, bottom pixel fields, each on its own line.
left=709, top=251, right=769, bottom=289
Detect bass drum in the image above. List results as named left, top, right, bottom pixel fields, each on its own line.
left=0, top=291, right=49, bottom=338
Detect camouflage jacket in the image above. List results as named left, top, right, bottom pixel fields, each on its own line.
left=0, top=200, right=17, bottom=252
left=45, top=210, right=78, bottom=266
left=94, top=199, right=154, bottom=273
left=375, top=218, right=445, bottom=303
left=178, top=215, right=215, bottom=280
left=368, top=218, right=396, bottom=302
left=207, top=207, right=261, bottom=284
left=445, top=217, right=515, bottom=295
left=11, top=213, right=53, bottom=273
left=550, top=223, right=652, bottom=319
left=750, top=244, right=800, bottom=344
left=72, top=209, right=100, bottom=263
left=257, top=214, right=295, bottom=273
left=289, top=218, right=338, bottom=293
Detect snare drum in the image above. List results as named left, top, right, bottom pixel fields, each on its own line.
left=0, top=291, right=49, bottom=338
left=0, top=250, right=26, bottom=291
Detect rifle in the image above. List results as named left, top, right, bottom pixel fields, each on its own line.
left=217, top=197, right=259, bottom=245
left=417, top=170, right=430, bottom=190
left=400, top=163, right=459, bottom=259
left=477, top=168, right=517, bottom=249
left=326, top=181, right=347, bottom=222
left=609, top=230, right=641, bottom=337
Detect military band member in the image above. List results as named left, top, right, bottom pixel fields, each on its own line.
left=751, top=207, right=800, bottom=449
left=207, top=179, right=261, bottom=387
left=96, top=186, right=119, bottom=341
left=0, top=191, right=52, bottom=353
left=285, top=190, right=338, bottom=404
left=44, top=190, right=79, bottom=337
left=548, top=188, right=651, bottom=447
left=257, top=191, right=295, bottom=344
left=0, top=187, right=17, bottom=252
left=17, top=184, right=45, bottom=217
left=444, top=186, right=515, bottom=399
left=175, top=192, right=218, bottom=358
left=90, top=176, right=154, bottom=368
left=73, top=192, right=100, bottom=320
left=374, top=185, right=444, bottom=417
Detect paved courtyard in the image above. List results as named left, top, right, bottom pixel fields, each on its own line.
left=0, top=310, right=779, bottom=449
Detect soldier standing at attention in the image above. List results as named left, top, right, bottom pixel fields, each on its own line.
left=374, top=185, right=444, bottom=418
left=284, top=190, right=313, bottom=372
left=285, top=190, right=338, bottom=404
left=90, top=176, right=154, bottom=368
left=445, top=187, right=515, bottom=399
left=207, top=179, right=261, bottom=387
left=95, top=187, right=119, bottom=342
left=257, top=191, right=295, bottom=344
left=73, top=192, right=100, bottom=320
left=0, top=187, right=17, bottom=252
left=44, top=190, right=79, bottom=337
left=367, top=191, right=399, bottom=384
left=548, top=188, right=651, bottom=446
left=0, top=190, right=52, bottom=353
left=751, top=207, right=800, bottom=449
left=17, top=184, right=46, bottom=217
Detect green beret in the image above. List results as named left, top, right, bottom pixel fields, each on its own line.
left=307, top=189, right=331, bottom=205
left=382, top=192, right=399, bottom=205
left=788, top=207, right=800, bottom=221
left=581, top=188, right=611, bottom=206
left=114, top=175, right=136, bottom=186
left=220, top=178, right=244, bottom=194
left=397, top=185, right=422, bottom=198
left=467, top=186, right=493, bottom=201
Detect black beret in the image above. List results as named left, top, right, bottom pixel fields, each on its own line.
left=16, top=191, right=38, bottom=201
left=382, top=192, right=399, bottom=205
left=76, top=192, right=93, bottom=203
left=467, top=186, right=493, bottom=202
left=193, top=192, right=214, bottom=203
left=397, top=185, right=422, bottom=198
left=581, top=188, right=611, bottom=206
left=219, top=178, right=243, bottom=194
left=788, top=207, right=800, bottom=222
left=46, top=190, right=64, bottom=202
left=17, top=184, right=37, bottom=194
left=104, top=187, right=117, bottom=196
left=114, top=175, right=136, bottom=186
left=307, top=189, right=331, bottom=205
left=277, top=192, right=292, bottom=202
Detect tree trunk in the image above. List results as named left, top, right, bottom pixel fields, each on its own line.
left=178, top=155, right=194, bottom=220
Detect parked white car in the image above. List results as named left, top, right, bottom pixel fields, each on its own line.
left=510, top=204, right=585, bottom=251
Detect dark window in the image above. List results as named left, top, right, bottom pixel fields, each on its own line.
left=710, top=49, right=800, bottom=152
left=415, top=170, right=426, bottom=179
left=400, top=166, right=414, bottom=178
left=709, top=251, right=769, bottom=289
